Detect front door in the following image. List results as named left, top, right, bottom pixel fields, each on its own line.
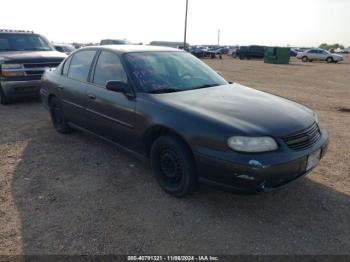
left=85, top=50, right=137, bottom=149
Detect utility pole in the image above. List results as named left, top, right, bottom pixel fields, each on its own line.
left=184, top=0, right=189, bottom=49
left=218, top=29, right=220, bottom=46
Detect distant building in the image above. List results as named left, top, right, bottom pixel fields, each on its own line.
left=150, top=41, right=188, bottom=48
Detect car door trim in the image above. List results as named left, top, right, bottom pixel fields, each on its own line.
left=85, top=107, right=134, bottom=129
left=62, top=99, right=84, bottom=109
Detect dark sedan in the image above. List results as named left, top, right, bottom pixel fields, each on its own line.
left=41, top=45, right=329, bottom=197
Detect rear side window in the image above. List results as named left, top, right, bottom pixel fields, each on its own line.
left=93, top=51, right=127, bottom=86
left=62, top=56, right=72, bottom=76
left=68, top=50, right=96, bottom=82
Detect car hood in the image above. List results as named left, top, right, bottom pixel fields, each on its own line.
left=151, top=84, right=315, bottom=137
left=0, top=50, right=66, bottom=63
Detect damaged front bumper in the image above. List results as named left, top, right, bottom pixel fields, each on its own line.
left=194, top=129, right=329, bottom=193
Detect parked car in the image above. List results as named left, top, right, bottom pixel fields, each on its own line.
left=290, top=48, right=298, bottom=57
left=54, top=44, right=76, bottom=55
left=296, top=48, right=343, bottom=63
left=190, top=47, right=217, bottom=59
left=190, top=47, right=206, bottom=58
left=100, top=39, right=130, bottom=45
left=234, top=45, right=265, bottom=59
left=0, top=29, right=66, bottom=104
left=228, top=47, right=237, bottom=56
left=41, top=45, right=328, bottom=197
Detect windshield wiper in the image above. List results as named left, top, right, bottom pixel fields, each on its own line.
left=149, top=88, right=179, bottom=94
left=191, top=84, right=219, bottom=90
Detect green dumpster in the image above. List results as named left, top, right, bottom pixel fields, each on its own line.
left=264, top=47, right=290, bottom=64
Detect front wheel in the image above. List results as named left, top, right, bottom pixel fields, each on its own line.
left=151, top=135, right=197, bottom=197
left=302, top=56, right=309, bottom=62
left=49, top=97, right=72, bottom=134
left=326, top=57, right=334, bottom=63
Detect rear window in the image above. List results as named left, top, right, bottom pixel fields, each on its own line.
left=68, top=50, right=96, bottom=82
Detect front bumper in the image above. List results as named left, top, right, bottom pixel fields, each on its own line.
left=0, top=79, right=42, bottom=97
left=194, top=129, right=329, bottom=193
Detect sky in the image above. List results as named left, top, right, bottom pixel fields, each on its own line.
left=2, top=0, right=350, bottom=47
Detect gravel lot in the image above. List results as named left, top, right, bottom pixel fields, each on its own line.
left=0, top=56, right=349, bottom=255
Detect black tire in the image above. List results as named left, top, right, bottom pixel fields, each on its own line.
left=150, top=135, right=197, bottom=197
left=0, top=87, right=11, bottom=105
left=239, top=56, right=244, bottom=60
left=326, top=57, right=334, bottom=63
left=302, top=56, right=309, bottom=62
left=49, top=97, right=71, bottom=134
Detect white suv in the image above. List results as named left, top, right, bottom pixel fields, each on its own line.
left=296, top=48, right=343, bottom=63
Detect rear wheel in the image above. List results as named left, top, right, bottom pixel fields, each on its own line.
left=302, top=56, right=309, bottom=62
left=49, top=97, right=71, bottom=134
left=151, top=135, right=197, bottom=197
left=0, top=87, right=11, bottom=105
left=326, top=57, right=334, bottom=63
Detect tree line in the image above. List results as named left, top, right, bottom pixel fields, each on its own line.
left=319, top=43, right=347, bottom=50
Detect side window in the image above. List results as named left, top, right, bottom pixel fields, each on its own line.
left=93, top=51, right=127, bottom=86
left=55, top=46, right=63, bottom=52
left=62, top=56, right=72, bottom=76
left=68, top=50, right=96, bottom=82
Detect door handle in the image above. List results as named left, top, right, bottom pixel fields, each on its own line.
left=87, top=94, right=96, bottom=100
left=57, top=85, right=64, bottom=90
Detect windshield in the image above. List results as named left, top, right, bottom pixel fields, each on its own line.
left=124, top=52, right=228, bottom=93
left=0, top=33, right=53, bottom=52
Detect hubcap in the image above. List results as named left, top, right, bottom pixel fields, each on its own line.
left=160, top=149, right=182, bottom=183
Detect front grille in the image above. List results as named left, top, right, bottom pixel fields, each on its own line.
left=282, top=122, right=321, bottom=151
left=23, top=62, right=61, bottom=69
left=25, top=70, right=45, bottom=76
left=23, top=62, right=60, bottom=76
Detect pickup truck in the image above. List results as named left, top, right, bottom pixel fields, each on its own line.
left=0, top=29, right=66, bottom=104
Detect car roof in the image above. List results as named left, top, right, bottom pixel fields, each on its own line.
left=81, top=45, right=183, bottom=54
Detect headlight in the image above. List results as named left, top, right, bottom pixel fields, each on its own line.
left=227, top=136, right=278, bottom=153
left=1, top=64, right=25, bottom=77
left=2, top=64, right=23, bottom=69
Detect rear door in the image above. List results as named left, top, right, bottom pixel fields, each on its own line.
left=59, top=49, right=97, bottom=128
left=85, top=50, right=137, bottom=148
left=307, top=49, right=318, bottom=60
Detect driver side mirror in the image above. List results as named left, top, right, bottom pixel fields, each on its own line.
left=106, top=80, right=129, bottom=93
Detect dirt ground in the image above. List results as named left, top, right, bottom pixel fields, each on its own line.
left=0, top=56, right=349, bottom=255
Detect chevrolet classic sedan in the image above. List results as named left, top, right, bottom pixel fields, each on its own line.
left=41, top=45, right=329, bottom=197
